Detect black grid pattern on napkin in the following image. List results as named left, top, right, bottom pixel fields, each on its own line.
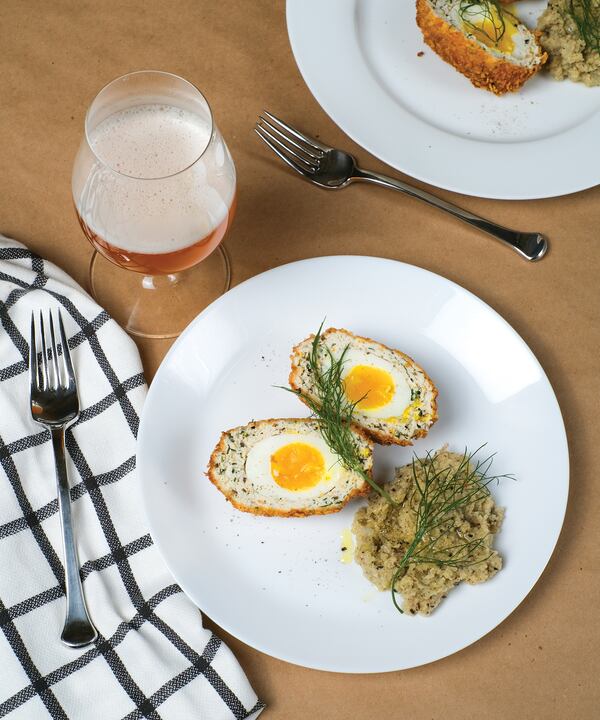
left=0, top=245, right=264, bottom=720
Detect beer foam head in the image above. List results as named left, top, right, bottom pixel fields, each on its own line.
left=90, top=104, right=211, bottom=180
left=75, top=104, right=236, bottom=255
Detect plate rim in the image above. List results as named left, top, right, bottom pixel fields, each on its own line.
left=285, top=0, right=600, bottom=200
left=138, top=254, right=570, bottom=672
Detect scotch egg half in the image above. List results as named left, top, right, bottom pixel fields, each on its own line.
left=207, top=418, right=373, bottom=516
left=416, top=0, right=547, bottom=95
left=289, top=328, right=438, bottom=446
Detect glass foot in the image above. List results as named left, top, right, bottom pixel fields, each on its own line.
left=88, top=245, right=231, bottom=339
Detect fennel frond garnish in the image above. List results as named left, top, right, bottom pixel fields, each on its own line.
left=285, top=324, right=394, bottom=503
left=459, top=0, right=508, bottom=45
left=389, top=448, right=510, bottom=613
left=569, top=0, right=600, bottom=53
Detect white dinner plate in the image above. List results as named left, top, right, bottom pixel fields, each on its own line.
left=286, top=0, right=600, bottom=199
left=138, top=256, right=568, bottom=673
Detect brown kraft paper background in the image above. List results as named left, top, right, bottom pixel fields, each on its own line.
left=0, top=1, right=598, bottom=718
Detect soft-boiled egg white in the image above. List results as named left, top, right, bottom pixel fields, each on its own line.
left=338, top=347, right=412, bottom=420
left=245, top=431, right=347, bottom=499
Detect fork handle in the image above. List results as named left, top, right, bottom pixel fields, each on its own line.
left=51, top=428, right=98, bottom=648
left=353, top=168, right=547, bottom=261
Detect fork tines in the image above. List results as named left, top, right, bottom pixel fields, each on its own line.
left=255, top=111, right=325, bottom=177
left=30, top=309, right=74, bottom=392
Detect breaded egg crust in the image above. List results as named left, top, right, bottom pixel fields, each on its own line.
left=416, top=0, right=547, bottom=95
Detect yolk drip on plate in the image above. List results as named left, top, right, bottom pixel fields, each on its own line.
left=270, top=442, right=326, bottom=491
left=462, top=2, right=518, bottom=55
left=343, top=365, right=395, bottom=410
left=340, top=528, right=355, bottom=564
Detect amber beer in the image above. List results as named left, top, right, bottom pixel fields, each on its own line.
left=76, top=196, right=236, bottom=274
left=74, top=102, right=236, bottom=275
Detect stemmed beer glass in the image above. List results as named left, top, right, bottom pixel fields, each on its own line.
left=72, top=70, right=236, bottom=338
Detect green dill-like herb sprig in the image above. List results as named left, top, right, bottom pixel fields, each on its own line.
left=390, top=447, right=511, bottom=613
left=459, top=0, right=507, bottom=44
left=284, top=323, right=395, bottom=503
left=569, top=0, right=600, bottom=53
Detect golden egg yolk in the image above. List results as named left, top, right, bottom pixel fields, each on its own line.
left=343, top=365, right=395, bottom=410
left=270, top=442, right=326, bottom=491
left=463, top=3, right=517, bottom=55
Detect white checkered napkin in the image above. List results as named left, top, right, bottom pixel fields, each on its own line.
left=0, top=237, right=264, bottom=720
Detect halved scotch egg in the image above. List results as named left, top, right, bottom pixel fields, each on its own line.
left=289, top=329, right=438, bottom=446
left=416, top=0, right=547, bottom=94
left=207, top=418, right=373, bottom=517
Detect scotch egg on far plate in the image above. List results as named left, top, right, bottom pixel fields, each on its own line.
left=207, top=418, right=373, bottom=517
left=416, top=0, right=547, bottom=95
left=289, top=328, right=438, bottom=446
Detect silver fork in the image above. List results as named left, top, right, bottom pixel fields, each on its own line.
left=255, top=111, right=547, bottom=262
left=29, top=310, right=98, bottom=648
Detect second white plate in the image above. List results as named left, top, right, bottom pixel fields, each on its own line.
left=138, top=256, right=568, bottom=673
left=286, top=0, right=600, bottom=199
